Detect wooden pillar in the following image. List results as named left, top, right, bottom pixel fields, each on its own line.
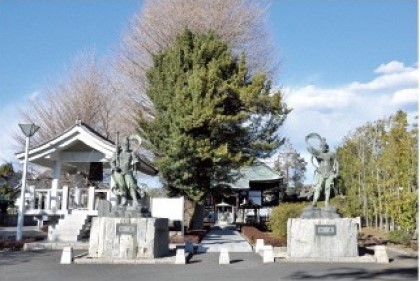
left=45, top=190, right=51, bottom=210
left=37, top=193, right=43, bottom=210
left=51, top=160, right=62, bottom=211
left=29, top=185, right=36, bottom=210
left=61, top=185, right=69, bottom=211
left=87, top=186, right=95, bottom=210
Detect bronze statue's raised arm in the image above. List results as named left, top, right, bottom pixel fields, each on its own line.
left=305, top=133, right=323, bottom=157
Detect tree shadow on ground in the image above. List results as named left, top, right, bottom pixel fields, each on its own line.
left=287, top=267, right=417, bottom=280
left=0, top=250, right=56, bottom=267
left=394, top=255, right=418, bottom=260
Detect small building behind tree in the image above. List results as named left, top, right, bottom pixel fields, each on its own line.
left=205, top=162, right=284, bottom=226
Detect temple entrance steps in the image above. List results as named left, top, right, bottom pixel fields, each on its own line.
left=48, top=209, right=92, bottom=242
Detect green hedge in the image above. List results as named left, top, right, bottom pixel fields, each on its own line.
left=387, top=230, right=412, bottom=246
left=267, top=202, right=307, bottom=238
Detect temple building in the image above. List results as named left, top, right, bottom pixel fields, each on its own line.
left=205, top=162, right=284, bottom=225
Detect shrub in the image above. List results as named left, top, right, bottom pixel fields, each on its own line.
left=329, top=196, right=352, bottom=217
left=241, top=226, right=286, bottom=247
left=267, top=202, right=307, bottom=238
left=387, top=230, right=412, bottom=247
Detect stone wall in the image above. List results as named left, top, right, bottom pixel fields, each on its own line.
left=89, top=217, right=169, bottom=259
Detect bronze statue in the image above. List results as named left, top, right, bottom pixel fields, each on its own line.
left=111, top=136, right=144, bottom=207
left=305, top=133, right=339, bottom=207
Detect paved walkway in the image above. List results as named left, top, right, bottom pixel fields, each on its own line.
left=199, top=226, right=253, bottom=252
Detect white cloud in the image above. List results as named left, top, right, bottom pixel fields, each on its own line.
left=286, top=86, right=354, bottom=111
left=391, top=88, right=418, bottom=105
left=349, top=66, right=417, bottom=91
left=280, top=61, right=418, bottom=183
left=374, top=61, right=410, bottom=74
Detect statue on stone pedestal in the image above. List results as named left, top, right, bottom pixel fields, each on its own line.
left=111, top=136, right=144, bottom=208
left=305, top=133, right=339, bottom=207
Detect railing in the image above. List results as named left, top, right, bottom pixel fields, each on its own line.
left=25, top=185, right=111, bottom=215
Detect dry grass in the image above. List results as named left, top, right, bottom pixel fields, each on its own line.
left=359, top=227, right=418, bottom=253
left=359, top=227, right=388, bottom=240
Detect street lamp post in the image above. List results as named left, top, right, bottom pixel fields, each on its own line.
left=16, top=123, right=40, bottom=241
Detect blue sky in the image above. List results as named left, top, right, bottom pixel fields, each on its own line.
left=0, top=0, right=141, bottom=105
left=0, top=0, right=417, bottom=183
left=270, top=0, right=417, bottom=86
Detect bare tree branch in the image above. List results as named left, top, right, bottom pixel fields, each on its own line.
left=18, top=51, right=128, bottom=145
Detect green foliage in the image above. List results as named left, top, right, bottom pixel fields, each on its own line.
left=0, top=162, right=13, bottom=177
left=138, top=29, right=290, bottom=202
left=267, top=202, right=306, bottom=238
left=0, top=183, right=16, bottom=201
left=336, top=110, right=418, bottom=232
left=0, top=163, right=16, bottom=201
left=329, top=196, right=353, bottom=217
left=387, top=192, right=417, bottom=232
left=387, top=230, right=412, bottom=246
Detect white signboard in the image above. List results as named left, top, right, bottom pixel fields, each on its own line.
left=151, top=197, right=184, bottom=222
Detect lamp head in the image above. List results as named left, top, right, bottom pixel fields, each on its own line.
left=19, top=123, right=40, bottom=137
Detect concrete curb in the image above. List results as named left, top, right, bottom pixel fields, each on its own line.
left=277, top=255, right=376, bottom=263
left=24, top=242, right=89, bottom=251
left=74, top=256, right=177, bottom=264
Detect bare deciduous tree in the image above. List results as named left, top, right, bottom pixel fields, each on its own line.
left=274, top=139, right=307, bottom=188
left=19, top=52, right=126, bottom=145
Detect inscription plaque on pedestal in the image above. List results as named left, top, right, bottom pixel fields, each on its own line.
left=315, top=225, right=336, bottom=236
left=116, top=224, right=137, bottom=236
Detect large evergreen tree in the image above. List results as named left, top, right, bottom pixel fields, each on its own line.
left=138, top=29, right=290, bottom=211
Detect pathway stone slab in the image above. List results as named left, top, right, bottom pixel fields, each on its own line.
left=199, top=226, right=253, bottom=253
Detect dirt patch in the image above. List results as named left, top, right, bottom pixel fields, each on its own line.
left=358, top=227, right=418, bottom=255
left=358, top=227, right=388, bottom=247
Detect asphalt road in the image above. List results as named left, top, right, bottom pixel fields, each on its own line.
left=0, top=249, right=417, bottom=281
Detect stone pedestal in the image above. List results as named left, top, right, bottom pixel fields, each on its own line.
left=287, top=218, right=358, bottom=258
left=89, top=217, right=169, bottom=259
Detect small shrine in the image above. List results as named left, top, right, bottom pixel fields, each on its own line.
left=15, top=121, right=157, bottom=241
